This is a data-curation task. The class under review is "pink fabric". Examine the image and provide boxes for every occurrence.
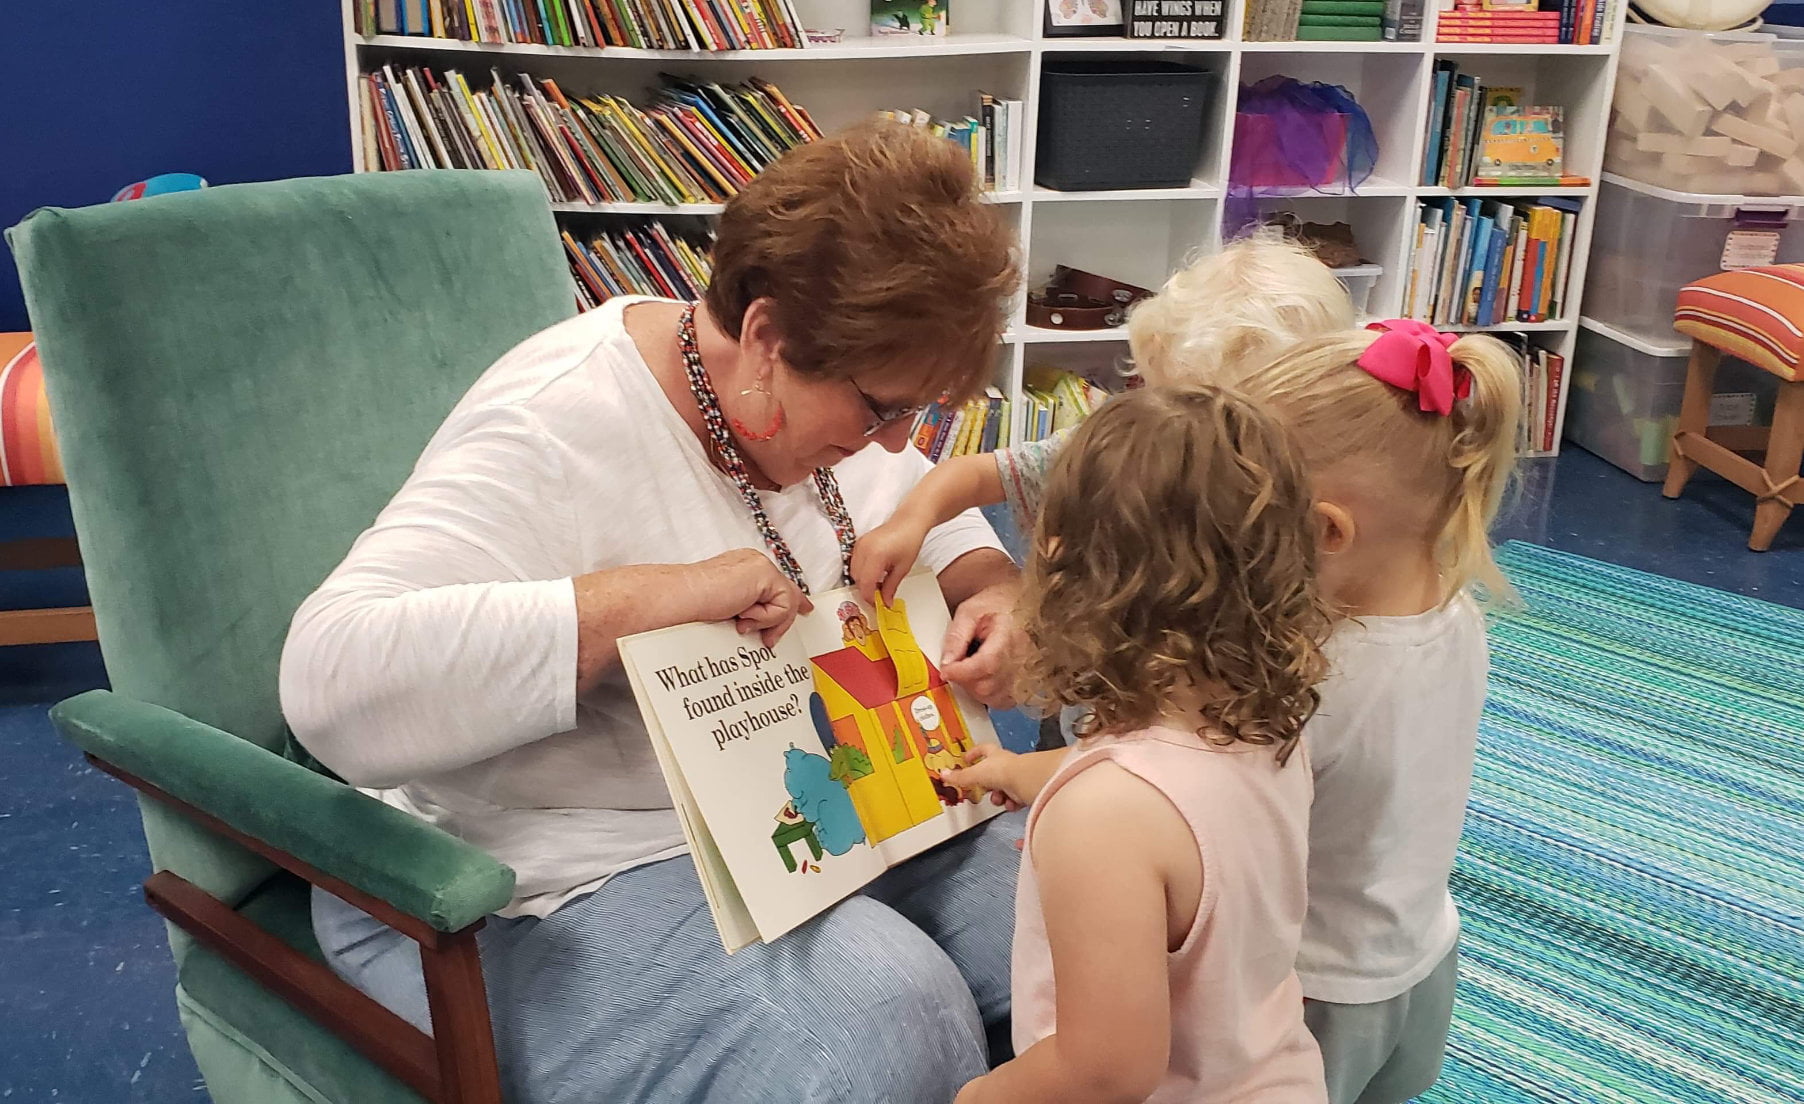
[1359,318,1469,416]
[1012,729,1327,1103]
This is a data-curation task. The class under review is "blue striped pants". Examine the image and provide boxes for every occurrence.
[312,809,1026,1104]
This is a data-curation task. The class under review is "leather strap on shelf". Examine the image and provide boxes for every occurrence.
[1026,266,1154,330]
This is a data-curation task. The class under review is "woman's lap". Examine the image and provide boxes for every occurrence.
[312,809,1025,1104]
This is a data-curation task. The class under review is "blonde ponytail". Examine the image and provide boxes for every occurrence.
[1219,329,1525,606]
[1441,335,1524,606]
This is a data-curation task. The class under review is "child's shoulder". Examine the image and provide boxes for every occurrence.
[1031,757,1194,871]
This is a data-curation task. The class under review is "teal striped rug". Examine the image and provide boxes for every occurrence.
[1425,543,1804,1103]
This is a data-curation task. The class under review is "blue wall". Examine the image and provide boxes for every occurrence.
[1,4,354,331]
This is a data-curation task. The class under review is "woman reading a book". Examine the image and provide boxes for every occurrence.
[279,122,1027,1104]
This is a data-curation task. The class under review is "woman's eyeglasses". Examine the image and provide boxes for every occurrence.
[849,379,926,438]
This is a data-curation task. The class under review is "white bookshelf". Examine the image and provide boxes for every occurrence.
[343,0,1626,457]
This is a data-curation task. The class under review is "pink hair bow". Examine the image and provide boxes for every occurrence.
[1358,319,1469,417]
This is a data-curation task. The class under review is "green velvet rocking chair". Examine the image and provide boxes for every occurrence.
[8,169,577,1103]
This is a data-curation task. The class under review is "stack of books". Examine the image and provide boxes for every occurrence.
[359,65,822,205]
[1383,0,1426,39]
[877,93,1024,193]
[911,389,1012,461]
[1243,0,1305,40]
[1434,0,1611,45]
[353,0,808,50]
[565,220,714,307]
[1502,335,1568,454]
[1021,368,1109,444]
[1297,0,1386,40]
[1422,68,1588,188]
[1402,196,1582,328]
[907,369,1109,462]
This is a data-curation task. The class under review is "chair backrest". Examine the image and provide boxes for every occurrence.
[9,170,574,747]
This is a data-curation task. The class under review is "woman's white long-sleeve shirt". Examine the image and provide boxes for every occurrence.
[279,299,1001,917]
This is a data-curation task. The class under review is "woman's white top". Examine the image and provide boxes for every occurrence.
[279,298,1001,917]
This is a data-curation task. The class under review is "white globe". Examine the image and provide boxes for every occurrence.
[1634,0,1771,31]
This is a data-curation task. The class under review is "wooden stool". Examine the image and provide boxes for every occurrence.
[0,333,99,644]
[1662,265,1804,552]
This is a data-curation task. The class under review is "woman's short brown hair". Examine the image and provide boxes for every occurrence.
[1020,386,1332,764]
[706,119,1019,403]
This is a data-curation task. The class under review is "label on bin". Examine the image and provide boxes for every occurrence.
[1710,393,1757,426]
[1721,229,1781,270]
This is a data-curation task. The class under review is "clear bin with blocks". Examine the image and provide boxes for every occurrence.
[1567,318,1776,482]
[1581,175,1804,347]
[1607,24,1804,196]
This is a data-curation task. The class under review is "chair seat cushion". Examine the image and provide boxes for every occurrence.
[0,335,65,486]
[1673,265,1804,381]
[177,872,425,1103]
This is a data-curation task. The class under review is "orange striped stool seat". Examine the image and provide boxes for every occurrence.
[1664,265,1804,551]
[1,334,64,487]
[0,332,94,646]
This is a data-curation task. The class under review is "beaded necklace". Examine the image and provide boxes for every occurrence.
[678,303,856,594]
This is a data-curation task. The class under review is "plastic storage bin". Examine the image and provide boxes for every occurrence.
[1567,317,1776,481]
[1607,25,1804,197]
[1581,175,1804,346]
[1036,61,1211,191]
[1332,263,1382,316]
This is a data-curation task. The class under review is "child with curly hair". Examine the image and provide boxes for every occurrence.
[954,386,1333,1104]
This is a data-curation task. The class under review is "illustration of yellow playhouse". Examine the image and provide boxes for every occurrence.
[811,599,975,844]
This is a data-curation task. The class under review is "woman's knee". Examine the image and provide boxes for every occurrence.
[760,896,989,1102]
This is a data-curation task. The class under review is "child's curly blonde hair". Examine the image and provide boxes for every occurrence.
[1019,386,1332,764]
[1127,228,1357,387]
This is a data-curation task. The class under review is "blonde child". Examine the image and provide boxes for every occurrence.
[954,385,1332,1104]
[1202,319,1521,1104]
[850,231,1354,606]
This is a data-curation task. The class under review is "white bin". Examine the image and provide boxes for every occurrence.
[1580,175,1804,348]
[1567,317,1777,481]
[1333,263,1382,317]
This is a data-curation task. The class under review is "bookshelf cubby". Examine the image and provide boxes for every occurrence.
[343,0,1626,457]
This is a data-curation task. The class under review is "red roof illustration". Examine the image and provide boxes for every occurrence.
[813,647,946,710]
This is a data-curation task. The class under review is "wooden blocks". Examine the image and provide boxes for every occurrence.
[1611,29,1804,195]
[1711,113,1799,160]
[1641,65,1713,137]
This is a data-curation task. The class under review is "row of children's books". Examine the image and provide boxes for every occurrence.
[1402,196,1579,327]
[566,220,714,308]
[1433,0,1612,45]
[876,94,1024,193]
[908,370,1109,462]
[360,65,820,205]
[354,0,807,50]
[1500,334,1567,453]
[1422,67,1585,188]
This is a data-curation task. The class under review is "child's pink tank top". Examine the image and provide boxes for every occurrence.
[1012,727,1327,1103]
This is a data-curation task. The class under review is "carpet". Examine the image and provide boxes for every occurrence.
[1427,542,1804,1102]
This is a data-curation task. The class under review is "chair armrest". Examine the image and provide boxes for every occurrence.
[50,689,515,933]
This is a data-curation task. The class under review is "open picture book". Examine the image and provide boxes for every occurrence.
[619,571,1005,952]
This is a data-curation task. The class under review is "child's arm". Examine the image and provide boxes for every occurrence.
[956,763,1189,1104]
[853,452,1006,603]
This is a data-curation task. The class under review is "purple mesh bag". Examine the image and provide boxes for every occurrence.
[1225,76,1379,229]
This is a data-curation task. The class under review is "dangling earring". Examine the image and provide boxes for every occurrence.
[732,374,786,442]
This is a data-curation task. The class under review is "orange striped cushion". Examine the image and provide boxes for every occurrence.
[0,335,66,487]
[1672,264,1804,382]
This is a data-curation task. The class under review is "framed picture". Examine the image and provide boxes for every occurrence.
[1043,0,1126,37]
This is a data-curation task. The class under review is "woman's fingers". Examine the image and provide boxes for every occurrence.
[729,560,810,647]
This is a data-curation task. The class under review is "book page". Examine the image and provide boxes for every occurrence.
[791,574,1004,873]
[619,571,1003,948]
[621,652,762,953]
